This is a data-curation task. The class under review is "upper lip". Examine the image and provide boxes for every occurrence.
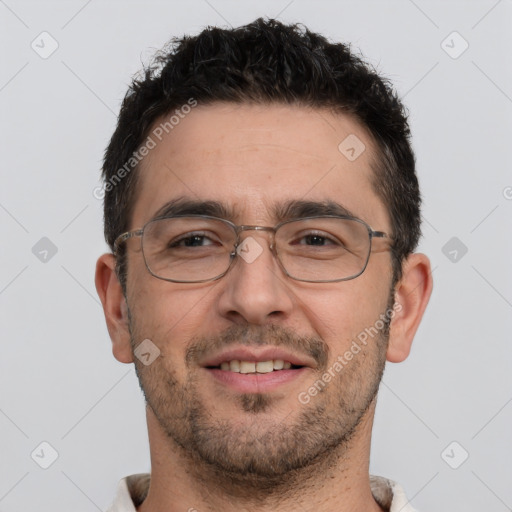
[200,346,317,369]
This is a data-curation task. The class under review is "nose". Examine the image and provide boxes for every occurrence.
[215,232,295,325]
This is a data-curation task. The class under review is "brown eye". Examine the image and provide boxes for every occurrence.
[170,234,216,248]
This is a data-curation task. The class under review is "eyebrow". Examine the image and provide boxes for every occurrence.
[273,199,357,221]
[151,197,235,220]
[150,197,359,224]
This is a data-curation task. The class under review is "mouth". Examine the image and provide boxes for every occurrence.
[207,359,301,373]
[200,347,313,393]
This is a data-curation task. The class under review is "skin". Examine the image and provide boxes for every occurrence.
[96,103,432,512]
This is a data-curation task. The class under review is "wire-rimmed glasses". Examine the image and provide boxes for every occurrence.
[114,214,392,284]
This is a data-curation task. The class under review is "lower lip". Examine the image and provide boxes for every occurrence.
[204,367,309,393]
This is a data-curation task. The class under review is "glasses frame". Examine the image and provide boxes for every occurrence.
[114,214,392,284]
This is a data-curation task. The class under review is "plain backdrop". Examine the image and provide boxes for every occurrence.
[1,1,511,511]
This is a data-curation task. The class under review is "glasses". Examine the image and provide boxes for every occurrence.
[114,215,392,284]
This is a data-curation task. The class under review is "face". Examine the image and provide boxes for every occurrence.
[123,103,395,479]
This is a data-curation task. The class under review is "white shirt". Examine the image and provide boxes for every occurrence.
[106,473,418,511]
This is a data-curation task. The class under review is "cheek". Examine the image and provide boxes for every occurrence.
[298,278,390,355]
[128,278,216,362]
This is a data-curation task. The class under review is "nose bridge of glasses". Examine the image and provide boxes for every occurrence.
[236,225,277,248]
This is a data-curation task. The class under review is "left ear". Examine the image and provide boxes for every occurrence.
[386,253,433,363]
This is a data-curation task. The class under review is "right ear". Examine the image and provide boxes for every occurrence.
[95,253,133,363]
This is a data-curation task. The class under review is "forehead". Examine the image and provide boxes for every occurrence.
[131,103,388,229]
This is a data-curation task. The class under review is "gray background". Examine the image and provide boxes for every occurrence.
[1,0,511,510]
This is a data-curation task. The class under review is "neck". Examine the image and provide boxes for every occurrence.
[138,401,385,512]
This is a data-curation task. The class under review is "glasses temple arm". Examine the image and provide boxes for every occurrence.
[114,229,143,253]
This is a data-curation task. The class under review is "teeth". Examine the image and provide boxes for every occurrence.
[240,361,256,374]
[217,359,296,373]
[256,360,274,373]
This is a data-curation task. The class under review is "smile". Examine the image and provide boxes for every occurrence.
[201,347,313,392]
[211,359,297,373]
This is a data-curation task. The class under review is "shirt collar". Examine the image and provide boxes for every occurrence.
[107,473,418,512]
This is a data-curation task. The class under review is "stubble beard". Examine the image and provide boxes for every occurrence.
[129,314,390,491]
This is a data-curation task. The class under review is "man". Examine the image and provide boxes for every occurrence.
[95,18,432,512]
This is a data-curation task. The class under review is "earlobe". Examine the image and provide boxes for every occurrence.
[386,253,433,363]
[95,253,134,364]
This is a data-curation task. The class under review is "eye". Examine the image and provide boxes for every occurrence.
[169,232,219,248]
[298,234,336,246]
[292,231,341,247]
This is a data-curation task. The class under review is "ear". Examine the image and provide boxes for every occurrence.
[386,253,433,363]
[95,253,133,363]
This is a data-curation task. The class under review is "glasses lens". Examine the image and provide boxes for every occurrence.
[142,217,235,282]
[276,217,371,282]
